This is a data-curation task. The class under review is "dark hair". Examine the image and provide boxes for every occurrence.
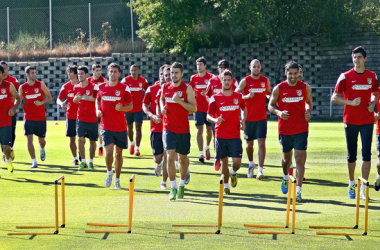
[108,63,121,72]
[221,69,233,78]
[0,60,7,66]
[196,57,207,65]
[77,65,89,74]
[66,65,78,75]
[25,66,36,74]
[159,65,167,72]
[285,61,299,72]
[130,64,139,70]
[0,65,4,74]
[218,59,230,68]
[92,64,101,71]
[170,61,184,73]
[352,46,367,58]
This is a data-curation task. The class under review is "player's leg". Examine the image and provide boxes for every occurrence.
[114,145,124,189]
[294,149,306,201]
[66,118,78,165]
[256,119,267,180]
[279,134,293,194]
[104,142,114,188]
[244,121,255,178]
[221,156,229,193]
[98,119,103,156]
[163,130,178,200]
[87,121,99,170]
[1,126,14,173]
[10,115,16,160]
[229,138,243,189]
[151,131,164,178]
[24,120,38,168]
[375,135,380,191]
[36,121,47,162]
[177,132,191,198]
[77,121,88,170]
[177,153,189,199]
[205,124,212,160]
[126,112,135,155]
[196,125,205,162]
[359,123,373,199]
[345,124,359,198]
[161,153,168,190]
[134,111,144,156]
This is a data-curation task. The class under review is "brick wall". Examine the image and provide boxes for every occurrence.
[7,30,380,120]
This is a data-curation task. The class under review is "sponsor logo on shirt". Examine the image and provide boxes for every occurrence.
[352,85,372,90]
[282,97,304,103]
[165,97,184,103]
[249,88,266,93]
[219,105,240,111]
[130,87,143,91]
[0,94,7,99]
[1,89,5,94]
[67,93,74,97]
[102,96,122,101]
[34,88,39,93]
[25,93,42,99]
[214,89,222,93]
[196,85,207,89]
[115,90,120,96]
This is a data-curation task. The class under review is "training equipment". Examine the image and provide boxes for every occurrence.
[169,174,224,234]
[309,176,369,236]
[8,176,65,235]
[245,176,296,235]
[86,175,135,233]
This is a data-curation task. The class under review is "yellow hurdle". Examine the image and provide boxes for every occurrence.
[8,176,65,236]
[85,174,135,234]
[309,176,369,236]
[245,175,297,235]
[169,174,224,234]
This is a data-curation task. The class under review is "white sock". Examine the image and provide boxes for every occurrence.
[107,169,113,175]
[224,183,230,189]
[161,181,166,185]
[74,157,78,160]
[5,158,11,163]
[205,145,210,150]
[283,174,289,180]
[179,179,185,187]
[296,186,302,192]
[249,161,254,167]
[377,172,380,178]
[98,143,102,148]
[40,146,44,150]
[290,164,294,169]
[32,158,37,164]
[361,184,366,190]
[230,168,236,175]
[175,160,178,166]
[349,179,355,186]
[258,166,263,172]
[136,146,139,150]
[81,159,86,163]
[199,151,204,156]
[10,147,13,150]
[114,177,120,181]
[130,141,135,146]
[89,159,93,163]
[170,180,177,189]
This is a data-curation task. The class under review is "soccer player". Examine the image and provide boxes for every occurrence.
[235,59,271,180]
[96,63,133,189]
[143,65,168,189]
[0,64,21,173]
[374,97,380,191]
[88,64,107,156]
[207,70,246,195]
[331,46,378,199]
[268,61,313,202]
[73,66,99,171]
[57,65,80,165]
[1,61,20,162]
[121,65,149,156]
[19,66,52,168]
[189,57,214,163]
[159,62,196,200]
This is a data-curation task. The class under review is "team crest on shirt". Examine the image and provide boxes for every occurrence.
[205,80,209,84]
[297,90,302,96]
[177,91,182,97]
[139,83,142,87]
[115,90,120,96]
[234,98,238,104]
[1,89,5,94]
[368,78,372,84]
[86,90,90,95]
[261,82,265,87]
[34,88,39,93]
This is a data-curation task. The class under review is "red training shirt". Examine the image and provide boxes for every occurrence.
[189,72,215,113]
[0,80,13,127]
[242,75,270,122]
[74,82,98,123]
[58,81,79,120]
[143,84,163,133]
[121,76,149,113]
[88,76,106,85]
[21,80,46,121]
[205,75,238,101]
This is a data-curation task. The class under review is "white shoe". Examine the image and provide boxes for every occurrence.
[104,172,113,187]
[256,170,265,180]
[155,163,161,177]
[114,178,121,189]
[160,182,168,190]
[247,165,255,178]
[360,189,369,200]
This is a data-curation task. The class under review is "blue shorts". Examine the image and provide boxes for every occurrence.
[163,130,190,155]
[150,132,164,156]
[279,132,308,153]
[126,110,144,124]
[77,120,98,141]
[24,120,46,138]
[101,129,128,149]
[0,126,12,146]
[345,123,373,162]
[194,111,211,127]
[376,134,380,158]
[244,119,267,141]
[11,115,16,147]
[215,137,243,159]
[66,118,77,137]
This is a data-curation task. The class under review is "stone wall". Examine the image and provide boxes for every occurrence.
[6,30,380,120]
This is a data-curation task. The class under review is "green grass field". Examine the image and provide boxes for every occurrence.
[1,120,380,249]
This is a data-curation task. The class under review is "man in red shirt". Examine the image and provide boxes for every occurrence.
[0,64,21,173]
[57,65,80,165]
[159,62,196,200]
[207,70,246,195]
[73,66,99,171]
[88,64,107,157]
[189,57,214,163]
[121,65,149,156]
[96,63,133,189]
[143,65,168,190]
[1,61,19,162]
[268,61,313,202]
[331,46,378,200]
[374,88,380,192]
[236,59,271,180]
[19,66,52,169]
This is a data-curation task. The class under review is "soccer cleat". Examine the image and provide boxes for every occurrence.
[360,189,370,200]
[130,145,135,155]
[40,148,46,161]
[256,170,265,180]
[374,176,380,191]
[224,188,230,195]
[30,163,38,169]
[7,162,14,173]
[281,179,289,194]
[214,159,220,171]
[88,162,94,170]
[104,172,114,187]
[230,174,238,188]
[135,149,140,156]
[296,191,302,202]
[160,182,168,190]
[10,150,15,161]
[72,159,79,166]
[154,163,161,177]
[199,155,205,163]
[347,185,356,199]
[1,153,5,163]
[169,188,177,201]
[247,166,254,178]
[205,148,211,160]
[177,186,185,199]
[175,162,179,173]
[78,162,88,171]
[114,179,121,189]
[98,147,103,156]
[185,168,190,185]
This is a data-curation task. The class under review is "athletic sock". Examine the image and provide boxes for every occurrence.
[258,166,263,172]
[89,159,93,163]
[32,158,37,164]
[249,161,254,167]
[73,157,78,160]
[130,141,135,146]
[230,168,236,175]
[98,143,102,148]
[377,172,380,178]
[289,164,294,169]
[170,180,177,189]
[161,181,166,185]
[81,159,87,164]
[5,158,11,163]
[179,179,185,187]
[361,183,366,190]
[114,177,120,181]
[107,169,113,175]
[283,174,289,181]
[10,147,13,151]
[205,145,210,150]
[349,179,355,186]
[175,160,178,166]
[296,186,302,192]
[199,151,204,156]
[224,183,230,189]
[136,146,139,150]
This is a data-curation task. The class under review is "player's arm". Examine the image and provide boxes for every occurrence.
[18,85,24,102]
[96,94,103,118]
[56,86,67,108]
[115,87,133,112]
[240,107,247,130]
[207,96,224,124]
[266,79,271,99]
[268,86,289,120]
[8,84,21,116]
[34,82,52,106]
[173,85,197,113]
[368,91,378,113]
[305,85,313,121]
[331,75,360,106]
[159,85,166,116]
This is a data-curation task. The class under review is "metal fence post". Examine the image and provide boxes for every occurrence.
[130,0,134,52]
[89,3,92,57]
[7,7,10,61]
[50,0,52,55]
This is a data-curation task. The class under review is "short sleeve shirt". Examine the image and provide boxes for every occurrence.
[189,72,214,112]
[121,76,149,113]
[58,81,79,120]
[74,82,99,123]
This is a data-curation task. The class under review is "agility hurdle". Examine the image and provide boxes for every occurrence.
[86,174,135,233]
[8,176,65,235]
[169,174,224,234]
[245,175,296,235]
[309,176,369,236]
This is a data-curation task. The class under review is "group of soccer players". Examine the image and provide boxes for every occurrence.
[1,45,380,201]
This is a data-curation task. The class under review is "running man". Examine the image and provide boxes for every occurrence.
[268,61,313,201]
[88,64,107,156]
[374,92,380,191]
[73,66,99,171]
[121,65,149,156]
[0,64,21,173]
[1,61,20,162]
[19,66,52,168]
[96,63,133,189]
[235,59,271,180]
[207,70,246,195]
[57,65,80,165]
[143,65,168,189]
[189,57,214,163]
[331,46,378,199]
[159,62,196,200]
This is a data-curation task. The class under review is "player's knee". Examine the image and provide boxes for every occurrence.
[363,153,371,162]
[154,155,163,164]
[347,155,357,163]
[232,161,241,171]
